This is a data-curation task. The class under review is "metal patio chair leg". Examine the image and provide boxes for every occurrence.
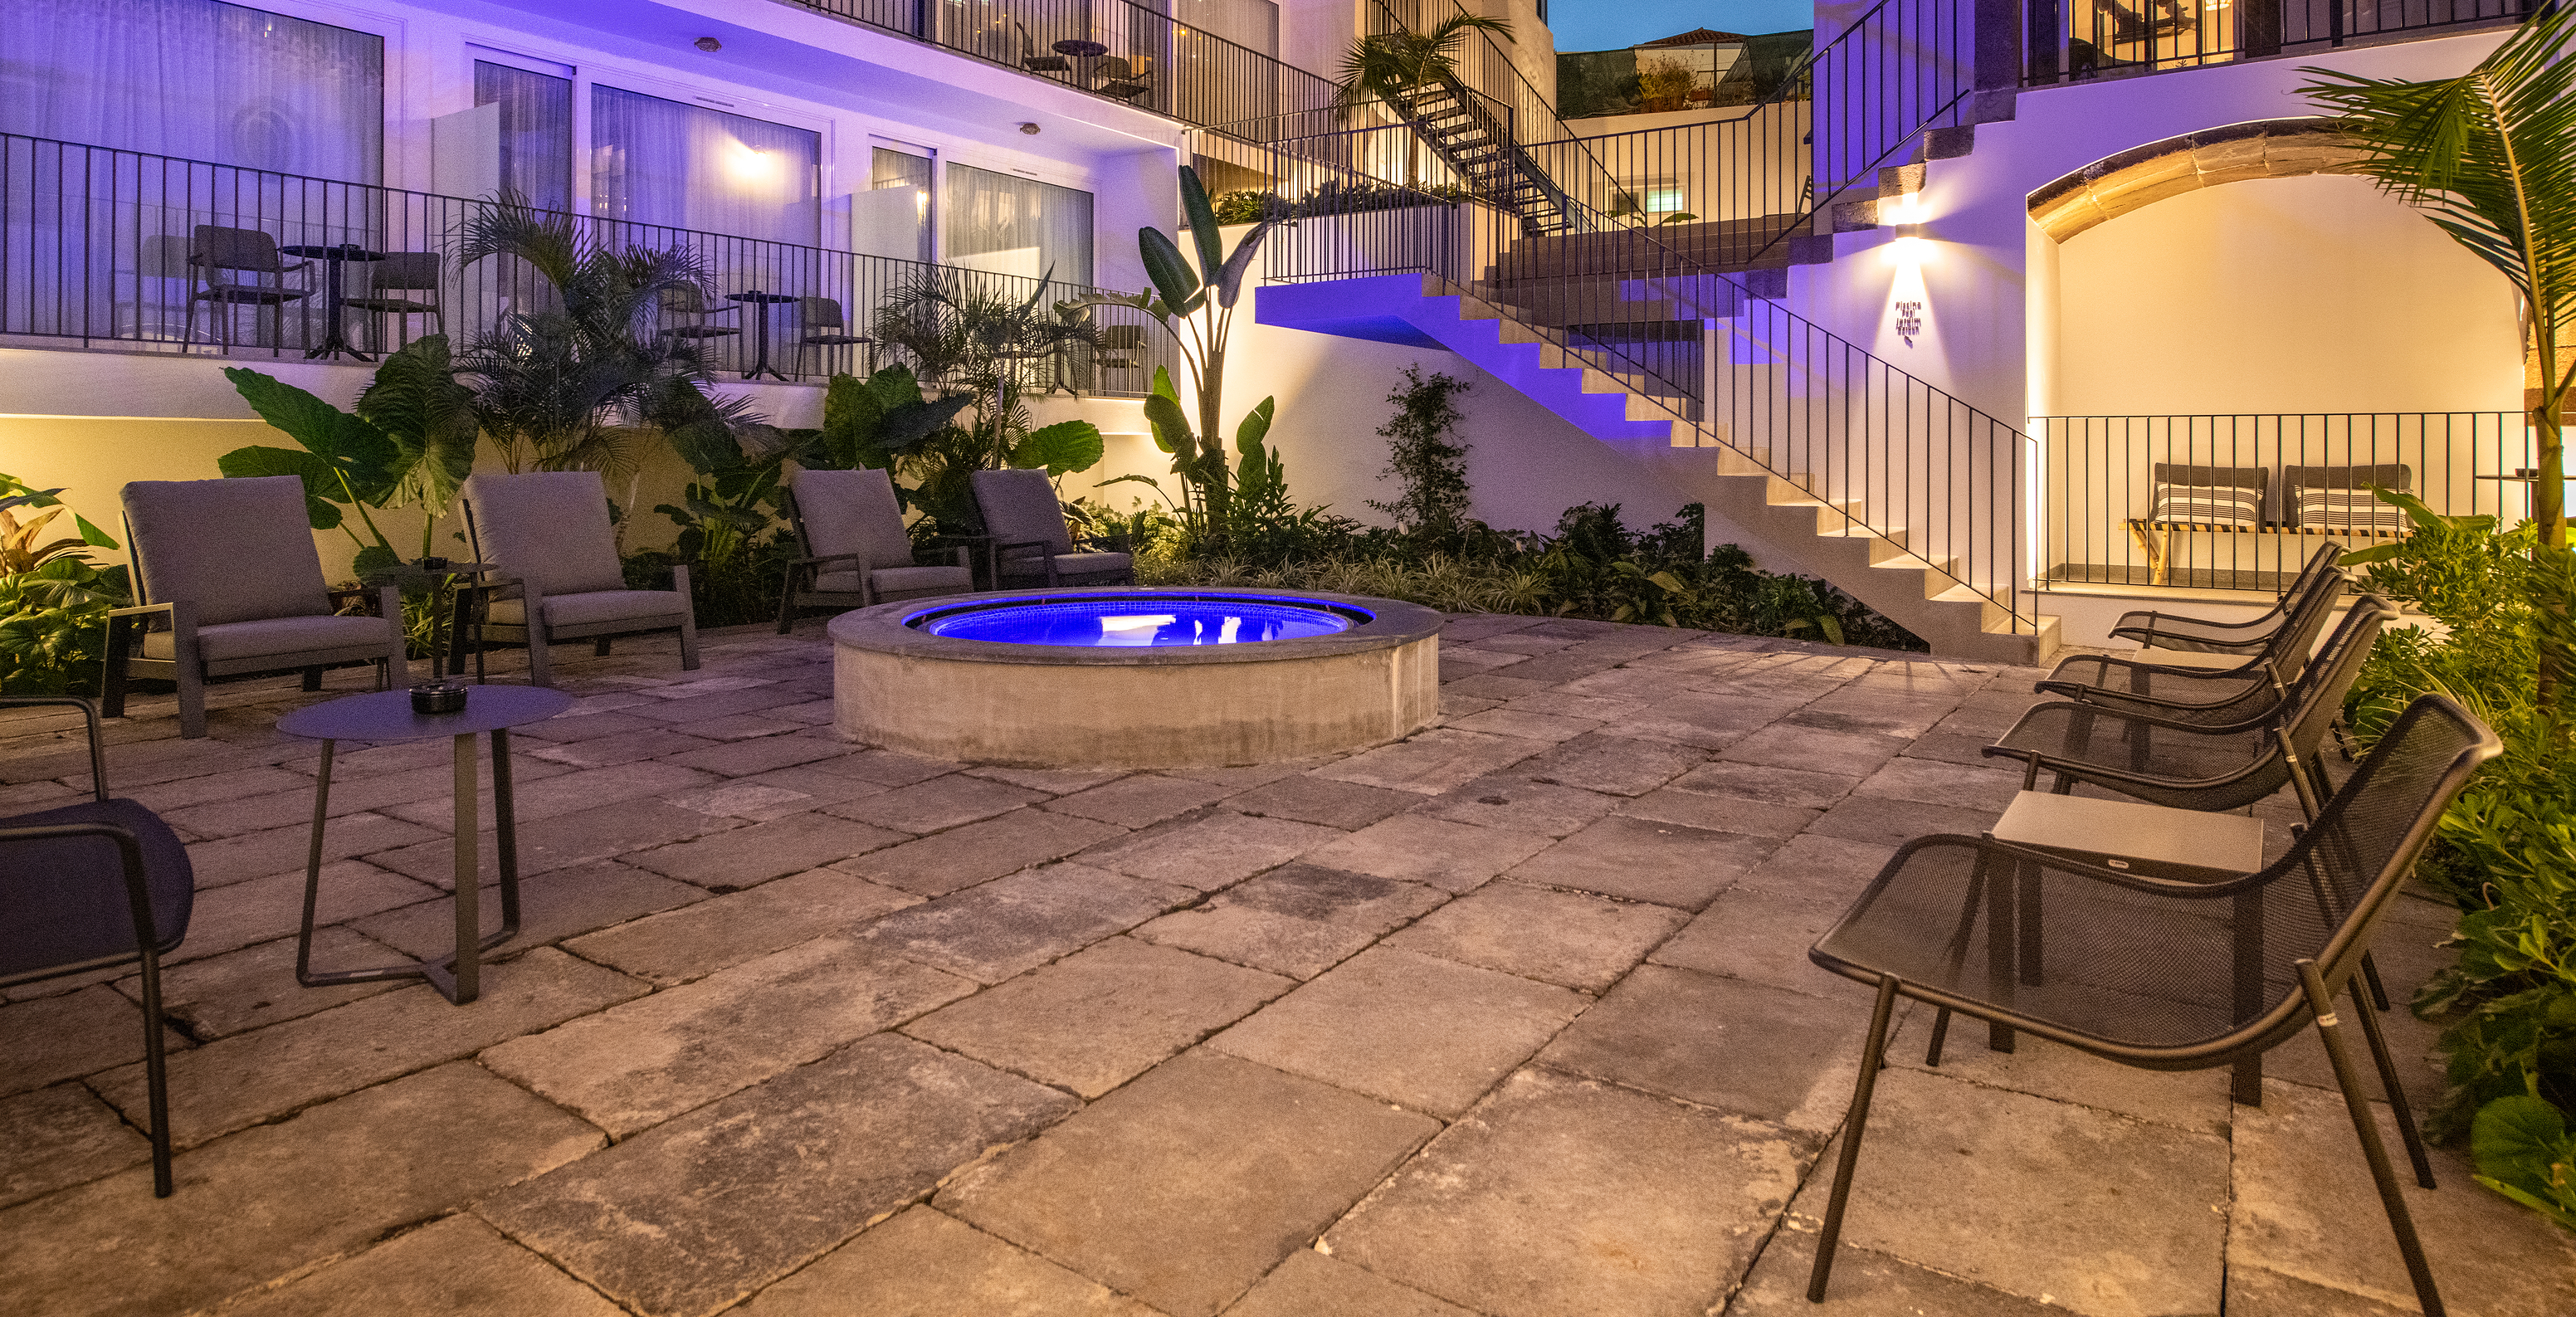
[134,940,173,1197]
[1923,851,1994,1068]
[1985,862,2018,1055]
[1807,974,1901,1302]
[2298,959,2446,1317]
[2347,972,2437,1189]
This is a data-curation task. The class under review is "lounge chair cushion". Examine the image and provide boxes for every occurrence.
[2286,464,2412,534]
[122,476,334,625]
[813,565,973,598]
[462,471,627,598]
[488,590,688,630]
[794,469,919,570]
[2146,464,2266,527]
[996,551,1133,579]
[139,613,393,664]
[0,798,193,978]
[971,469,1075,555]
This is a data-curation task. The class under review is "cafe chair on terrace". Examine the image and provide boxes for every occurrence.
[968,468,1134,588]
[657,285,741,349]
[105,476,408,739]
[796,297,872,373]
[2107,540,2348,655]
[775,468,973,632]
[2033,550,2347,724]
[1097,56,1154,102]
[0,697,194,1197]
[1803,694,2500,1317]
[1017,20,1071,71]
[344,251,446,350]
[460,471,698,687]
[183,225,310,352]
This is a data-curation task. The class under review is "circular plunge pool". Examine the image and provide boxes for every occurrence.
[827,588,1442,768]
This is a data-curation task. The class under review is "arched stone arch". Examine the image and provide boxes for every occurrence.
[2027,118,2373,243]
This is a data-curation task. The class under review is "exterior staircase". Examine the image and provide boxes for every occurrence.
[1257,272,2061,663]
[1393,76,1578,238]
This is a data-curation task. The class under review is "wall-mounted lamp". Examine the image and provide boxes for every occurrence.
[695,37,723,53]
[1019,122,1042,135]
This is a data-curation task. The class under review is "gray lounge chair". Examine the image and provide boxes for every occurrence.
[104,476,407,739]
[460,471,697,686]
[775,468,974,632]
[968,468,1134,588]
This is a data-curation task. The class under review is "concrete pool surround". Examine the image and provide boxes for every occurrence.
[829,588,1442,768]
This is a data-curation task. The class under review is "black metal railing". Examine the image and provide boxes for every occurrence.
[0,133,1171,396]
[775,0,1346,141]
[2034,412,2539,591]
[2024,0,2532,85]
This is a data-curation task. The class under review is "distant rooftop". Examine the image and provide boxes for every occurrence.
[1636,27,1752,46]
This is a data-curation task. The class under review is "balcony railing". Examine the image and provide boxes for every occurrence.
[2023,0,2533,85]
[775,0,1344,141]
[2034,412,2544,592]
[0,133,1171,398]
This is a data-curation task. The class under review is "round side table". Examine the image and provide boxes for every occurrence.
[281,685,572,1004]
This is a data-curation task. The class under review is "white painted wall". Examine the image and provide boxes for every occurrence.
[2051,173,2521,415]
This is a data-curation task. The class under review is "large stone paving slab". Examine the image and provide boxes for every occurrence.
[1382,880,1686,992]
[1535,964,1877,1139]
[1731,1222,2081,1315]
[563,866,921,985]
[0,1083,149,1211]
[824,772,1049,833]
[1221,1249,1480,1317]
[1506,814,1775,910]
[1303,813,1552,893]
[1132,863,1450,979]
[349,858,705,959]
[220,1212,627,1317]
[1209,947,1585,1117]
[1328,1066,1808,1317]
[738,1207,1156,1316]
[905,936,1291,1097]
[1409,773,1619,837]
[0,1063,602,1317]
[939,1049,1439,1317]
[629,811,908,889]
[855,862,1198,983]
[481,937,974,1137]
[1223,773,1419,830]
[484,1034,1077,1317]
[1314,727,1549,794]
[0,985,185,1096]
[1077,810,1344,889]
[836,807,1125,896]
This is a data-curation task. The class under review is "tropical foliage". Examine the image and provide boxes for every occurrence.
[0,475,128,695]
[1333,12,1515,187]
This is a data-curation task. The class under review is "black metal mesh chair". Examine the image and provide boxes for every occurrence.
[1804,694,2500,1316]
[2108,541,2348,654]
[344,251,445,349]
[0,697,193,1197]
[184,225,310,351]
[2034,549,2348,724]
[1987,598,2393,814]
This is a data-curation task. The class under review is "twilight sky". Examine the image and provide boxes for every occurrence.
[1546,1,1817,51]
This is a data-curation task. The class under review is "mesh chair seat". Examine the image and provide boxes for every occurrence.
[2110,542,2347,653]
[1988,703,2280,808]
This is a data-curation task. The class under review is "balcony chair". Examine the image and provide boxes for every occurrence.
[796,297,872,373]
[968,468,1134,588]
[183,225,310,352]
[1803,693,2499,1317]
[1016,20,1071,72]
[1094,323,1147,369]
[657,285,741,352]
[104,476,408,739]
[2034,543,2347,724]
[459,471,698,687]
[774,468,974,632]
[1097,56,1154,103]
[344,251,446,351]
[0,697,194,1197]
[2107,540,2348,656]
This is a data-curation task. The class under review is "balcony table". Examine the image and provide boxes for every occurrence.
[278,244,387,362]
[725,290,804,381]
[283,685,571,1004]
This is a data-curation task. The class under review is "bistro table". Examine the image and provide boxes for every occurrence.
[725,290,803,381]
[278,243,387,362]
[1052,38,1110,84]
[285,684,572,1004]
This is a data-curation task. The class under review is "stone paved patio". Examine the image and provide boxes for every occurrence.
[2,615,2571,1316]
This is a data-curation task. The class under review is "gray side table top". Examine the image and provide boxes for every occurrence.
[278,685,573,742]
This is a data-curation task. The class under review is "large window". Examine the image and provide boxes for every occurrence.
[473,61,573,212]
[854,144,934,265]
[589,85,821,245]
[944,164,1094,286]
[0,0,383,181]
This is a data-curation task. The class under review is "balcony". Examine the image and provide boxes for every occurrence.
[2023,0,2532,85]
[0,134,1168,397]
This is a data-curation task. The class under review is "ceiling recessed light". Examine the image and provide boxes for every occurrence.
[695,37,722,52]
[1019,121,1042,135]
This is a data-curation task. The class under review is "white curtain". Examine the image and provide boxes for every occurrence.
[589,85,820,246]
[475,62,573,212]
[0,0,382,182]
[945,164,1095,287]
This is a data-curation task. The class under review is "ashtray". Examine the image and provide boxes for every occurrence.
[411,682,471,715]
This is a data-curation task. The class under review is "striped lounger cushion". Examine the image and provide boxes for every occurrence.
[2297,487,2409,533]
[2150,480,2264,526]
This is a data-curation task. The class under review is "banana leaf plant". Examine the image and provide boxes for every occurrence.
[1071,165,1281,550]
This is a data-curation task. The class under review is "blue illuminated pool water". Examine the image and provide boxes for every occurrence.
[911,595,1364,646]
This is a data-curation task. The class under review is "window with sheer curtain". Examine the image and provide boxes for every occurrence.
[473,61,573,212]
[589,85,821,246]
[0,0,383,182]
[944,164,1094,286]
